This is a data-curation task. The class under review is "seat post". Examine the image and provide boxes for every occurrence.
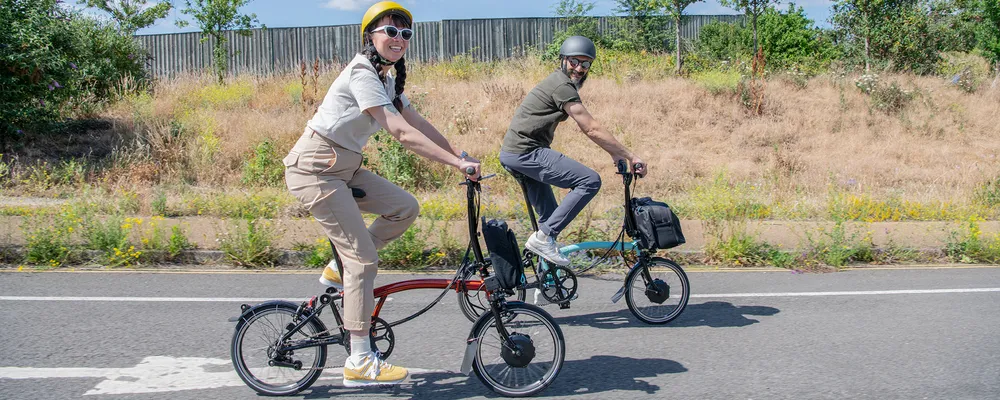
[518,178,539,232]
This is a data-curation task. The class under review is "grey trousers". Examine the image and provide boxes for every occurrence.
[499,148,602,238]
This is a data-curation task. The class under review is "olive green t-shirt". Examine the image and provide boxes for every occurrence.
[500,71,582,154]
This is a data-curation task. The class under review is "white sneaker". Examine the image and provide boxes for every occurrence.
[343,353,408,387]
[524,231,570,266]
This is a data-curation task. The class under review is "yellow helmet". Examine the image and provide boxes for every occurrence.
[361,1,412,37]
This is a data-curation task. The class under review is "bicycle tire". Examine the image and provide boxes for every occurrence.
[624,258,689,324]
[231,301,327,396]
[470,302,565,397]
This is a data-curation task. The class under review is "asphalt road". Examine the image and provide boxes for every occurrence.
[1,266,998,399]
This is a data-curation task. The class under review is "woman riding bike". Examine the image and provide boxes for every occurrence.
[282,1,480,387]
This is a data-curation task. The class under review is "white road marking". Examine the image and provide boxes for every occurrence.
[689,287,1000,298]
[0,356,445,395]
[1,288,999,303]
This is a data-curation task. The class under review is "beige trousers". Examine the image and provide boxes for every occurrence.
[284,128,419,331]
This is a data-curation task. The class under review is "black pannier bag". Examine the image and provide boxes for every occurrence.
[631,197,686,250]
[481,218,523,290]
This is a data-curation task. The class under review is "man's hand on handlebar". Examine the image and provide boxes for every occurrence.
[630,156,647,177]
[458,160,481,181]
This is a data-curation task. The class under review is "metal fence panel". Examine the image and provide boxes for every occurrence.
[136,15,744,77]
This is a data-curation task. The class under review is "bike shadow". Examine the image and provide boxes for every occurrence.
[302,354,686,399]
[552,301,780,329]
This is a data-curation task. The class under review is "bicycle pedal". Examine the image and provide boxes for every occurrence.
[559,302,571,310]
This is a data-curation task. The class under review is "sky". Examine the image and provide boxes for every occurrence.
[127,0,837,35]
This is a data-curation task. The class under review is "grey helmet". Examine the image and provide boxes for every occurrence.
[559,36,597,60]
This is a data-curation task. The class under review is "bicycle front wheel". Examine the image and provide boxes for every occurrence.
[471,302,564,397]
[231,301,327,396]
[624,258,689,324]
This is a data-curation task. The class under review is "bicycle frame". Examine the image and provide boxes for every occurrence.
[266,175,509,353]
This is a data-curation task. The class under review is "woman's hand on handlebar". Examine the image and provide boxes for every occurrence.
[458,159,481,181]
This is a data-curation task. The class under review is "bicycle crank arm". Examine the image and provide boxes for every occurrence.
[460,337,479,375]
[610,285,626,304]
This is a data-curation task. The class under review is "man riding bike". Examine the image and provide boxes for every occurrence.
[499,35,648,266]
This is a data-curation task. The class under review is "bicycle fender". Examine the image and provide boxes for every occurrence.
[460,337,478,375]
[558,241,636,255]
[230,300,297,325]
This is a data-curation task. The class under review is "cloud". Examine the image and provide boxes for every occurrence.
[323,0,380,11]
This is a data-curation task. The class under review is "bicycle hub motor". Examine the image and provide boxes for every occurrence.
[500,334,535,368]
[645,279,670,304]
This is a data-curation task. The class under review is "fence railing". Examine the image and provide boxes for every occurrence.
[136,15,743,77]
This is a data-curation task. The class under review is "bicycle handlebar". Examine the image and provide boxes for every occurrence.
[616,160,644,177]
[458,173,496,186]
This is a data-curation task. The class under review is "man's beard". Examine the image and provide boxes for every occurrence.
[562,67,588,89]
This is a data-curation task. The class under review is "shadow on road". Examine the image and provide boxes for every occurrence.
[302,355,686,399]
[552,301,780,329]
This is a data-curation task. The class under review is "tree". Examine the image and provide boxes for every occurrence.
[1,0,148,150]
[719,0,778,54]
[658,0,704,73]
[176,0,262,84]
[979,0,1000,66]
[613,0,672,52]
[831,0,914,72]
[78,0,172,35]
[546,0,603,59]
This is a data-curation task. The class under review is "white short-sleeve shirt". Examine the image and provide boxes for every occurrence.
[306,54,410,152]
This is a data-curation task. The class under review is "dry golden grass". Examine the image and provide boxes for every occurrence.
[12,56,997,221]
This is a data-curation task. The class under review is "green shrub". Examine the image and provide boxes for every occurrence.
[168,225,194,259]
[378,225,444,269]
[706,230,792,268]
[973,176,1000,208]
[302,237,333,269]
[805,220,875,267]
[1,0,149,150]
[21,210,76,267]
[218,218,280,268]
[692,70,742,95]
[870,82,914,115]
[366,131,439,190]
[944,217,1000,264]
[241,140,284,187]
[151,190,168,216]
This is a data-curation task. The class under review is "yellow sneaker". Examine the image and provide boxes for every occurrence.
[343,354,408,387]
[319,261,343,290]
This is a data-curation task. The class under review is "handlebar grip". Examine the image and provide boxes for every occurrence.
[633,162,644,172]
[465,166,476,175]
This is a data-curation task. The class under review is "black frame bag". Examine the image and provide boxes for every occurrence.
[632,197,685,251]
[481,218,523,290]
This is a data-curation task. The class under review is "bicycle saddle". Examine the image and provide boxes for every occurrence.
[503,165,527,181]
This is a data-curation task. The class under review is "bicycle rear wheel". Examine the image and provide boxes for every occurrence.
[231,302,327,396]
[471,303,564,397]
[624,258,689,324]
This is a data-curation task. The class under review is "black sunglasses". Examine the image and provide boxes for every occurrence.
[566,57,592,69]
[372,25,413,41]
